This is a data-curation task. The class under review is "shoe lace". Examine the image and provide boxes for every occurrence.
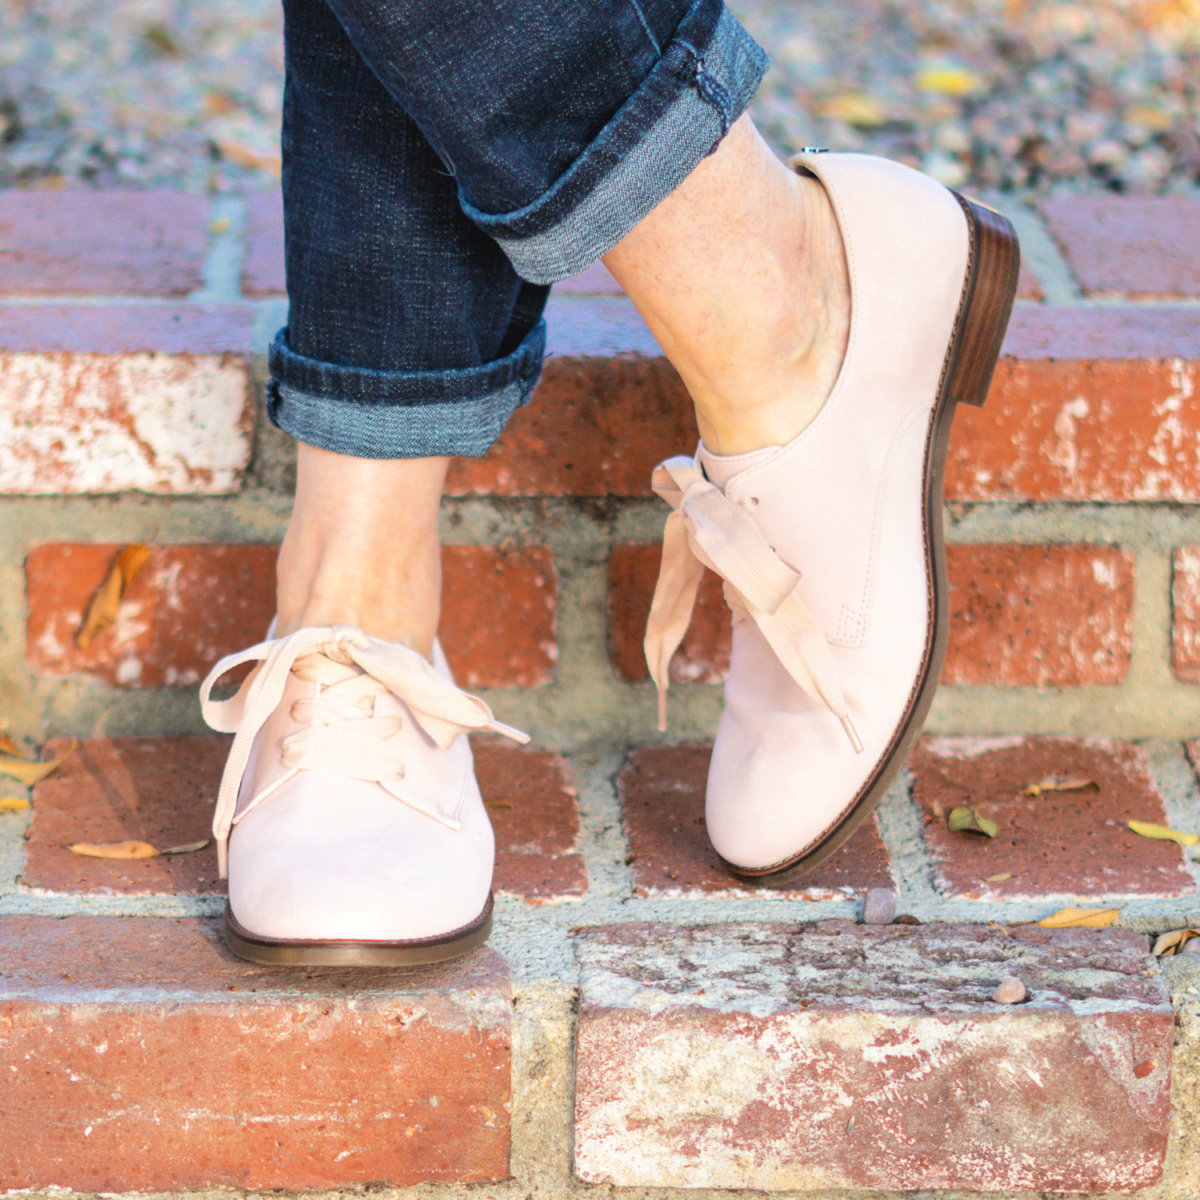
[199,625,529,877]
[644,455,863,752]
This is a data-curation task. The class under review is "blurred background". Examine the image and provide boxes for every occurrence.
[0,0,1196,196]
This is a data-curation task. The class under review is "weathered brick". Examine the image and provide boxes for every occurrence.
[910,736,1196,899]
[608,543,728,684]
[1016,260,1043,301]
[0,302,254,354]
[943,543,1133,686]
[574,921,1172,1193]
[25,736,584,903]
[474,739,585,902]
[949,355,1200,502]
[440,545,557,689]
[0,916,510,1190]
[26,544,278,688]
[1172,546,1200,681]
[242,189,285,297]
[0,191,209,296]
[1039,196,1200,298]
[617,744,892,899]
[26,543,556,690]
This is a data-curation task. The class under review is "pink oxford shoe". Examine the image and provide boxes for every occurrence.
[200,625,527,965]
[645,151,1019,886]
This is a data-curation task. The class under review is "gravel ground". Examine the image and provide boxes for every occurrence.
[0,0,1197,196]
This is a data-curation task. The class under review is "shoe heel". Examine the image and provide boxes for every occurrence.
[945,196,1021,408]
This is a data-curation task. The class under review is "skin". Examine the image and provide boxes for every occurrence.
[276,114,850,655]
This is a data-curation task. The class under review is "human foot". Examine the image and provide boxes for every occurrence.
[604,116,850,456]
[645,153,1020,883]
[201,625,528,965]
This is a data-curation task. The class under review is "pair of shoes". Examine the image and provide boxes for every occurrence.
[203,150,1019,964]
[645,151,1019,885]
[199,624,526,966]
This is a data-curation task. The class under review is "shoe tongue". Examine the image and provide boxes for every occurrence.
[698,441,782,490]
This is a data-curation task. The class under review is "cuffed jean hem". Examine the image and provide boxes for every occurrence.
[462,0,768,284]
[266,321,546,458]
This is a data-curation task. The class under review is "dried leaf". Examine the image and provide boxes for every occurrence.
[948,806,998,837]
[68,840,159,860]
[0,740,76,785]
[817,92,887,128]
[1037,906,1121,929]
[77,545,152,649]
[916,64,984,96]
[0,734,22,756]
[1128,820,1200,847]
[0,796,30,813]
[1152,928,1200,957]
[985,871,1013,882]
[1021,775,1099,797]
[159,839,209,855]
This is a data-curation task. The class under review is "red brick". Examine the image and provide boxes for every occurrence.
[0,916,510,1190]
[608,543,729,684]
[910,736,1196,899]
[0,303,254,353]
[1039,196,1200,298]
[474,739,585,902]
[1004,304,1200,360]
[440,545,557,688]
[27,544,278,687]
[943,544,1133,686]
[446,355,693,497]
[1016,260,1043,301]
[617,744,891,899]
[1172,546,1200,681]
[574,921,1171,1193]
[242,190,285,297]
[948,356,1200,502]
[26,543,556,690]
[25,736,583,903]
[0,191,209,296]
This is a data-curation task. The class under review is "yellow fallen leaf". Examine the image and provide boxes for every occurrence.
[0,734,22,756]
[1152,928,1199,957]
[1038,906,1121,929]
[0,740,76,785]
[77,545,152,649]
[817,92,887,128]
[159,839,209,855]
[68,840,159,860]
[985,871,1013,882]
[916,64,984,96]
[1128,820,1200,847]
[0,796,30,812]
[948,806,998,837]
[1124,103,1173,132]
[1021,775,1099,797]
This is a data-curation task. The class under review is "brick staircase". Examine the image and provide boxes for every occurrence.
[1,186,1200,1197]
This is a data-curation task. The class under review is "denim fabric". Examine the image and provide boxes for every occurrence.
[271,0,766,459]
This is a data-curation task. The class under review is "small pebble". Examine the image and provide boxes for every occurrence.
[862,887,896,925]
[992,976,1027,1005]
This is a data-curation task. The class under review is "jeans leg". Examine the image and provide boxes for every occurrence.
[270,0,549,459]
[319,0,768,282]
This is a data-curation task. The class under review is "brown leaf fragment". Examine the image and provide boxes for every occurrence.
[893,914,922,925]
[948,806,998,837]
[0,739,76,785]
[984,871,1013,883]
[0,734,23,756]
[68,840,159,860]
[1152,928,1200,957]
[76,544,152,649]
[158,839,210,855]
[1021,775,1100,797]
[0,796,30,813]
[1037,906,1121,929]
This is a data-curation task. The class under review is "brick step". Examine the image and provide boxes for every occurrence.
[4,732,1200,1194]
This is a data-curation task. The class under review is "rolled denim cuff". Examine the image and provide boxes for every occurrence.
[266,321,546,458]
[462,0,768,284]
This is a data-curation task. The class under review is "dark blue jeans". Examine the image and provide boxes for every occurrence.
[268,0,767,458]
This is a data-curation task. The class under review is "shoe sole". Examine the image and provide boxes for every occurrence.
[723,192,1020,889]
[222,892,494,966]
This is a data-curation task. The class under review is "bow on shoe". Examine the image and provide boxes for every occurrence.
[644,456,863,752]
[200,625,529,877]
